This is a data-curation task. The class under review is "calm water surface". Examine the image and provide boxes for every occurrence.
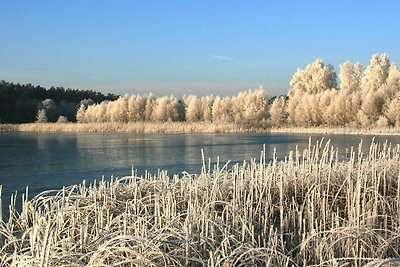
[0,132,399,214]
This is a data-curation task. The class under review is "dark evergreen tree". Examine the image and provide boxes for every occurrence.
[0,80,118,123]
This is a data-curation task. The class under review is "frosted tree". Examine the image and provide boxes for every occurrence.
[269,96,287,127]
[152,97,168,122]
[386,63,400,88]
[379,63,400,101]
[109,96,129,122]
[285,53,400,128]
[241,88,268,125]
[339,61,363,93]
[152,96,179,122]
[211,96,223,122]
[200,96,214,122]
[83,104,95,122]
[323,89,361,126]
[287,59,337,126]
[323,90,353,126]
[105,101,114,122]
[286,93,303,126]
[96,101,109,122]
[231,88,267,125]
[288,92,324,127]
[384,94,400,127]
[290,58,337,95]
[144,94,156,121]
[57,116,69,123]
[302,94,320,126]
[231,91,246,123]
[127,95,138,122]
[76,99,95,123]
[320,89,335,125]
[76,105,87,123]
[348,91,363,127]
[358,92,384,126]
[84,102,109,123]
[361,53,390,93]
[127,95,146,122]
[212,96,233,123]
[184,95,201,122]
[286,92,320,126]
[220,96,234,123]
[35,109,48,123]
[311,91,335,126]
[165,96,179,121]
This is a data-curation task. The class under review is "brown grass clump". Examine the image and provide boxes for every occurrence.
[1,140,400,266]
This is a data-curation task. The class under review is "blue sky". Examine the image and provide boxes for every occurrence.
[1,1,399,97]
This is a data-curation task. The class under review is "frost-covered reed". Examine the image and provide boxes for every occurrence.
[1,140,400,266]
[2,122,400,135]
[0,122,245,133]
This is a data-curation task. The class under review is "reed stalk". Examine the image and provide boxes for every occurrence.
[0,139,399,266]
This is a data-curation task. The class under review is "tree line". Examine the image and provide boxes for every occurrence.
[280,53,400,128]
[2,53,399,128]
[77,53,400,128]
[0,81,117,123]
[76,88,269,126]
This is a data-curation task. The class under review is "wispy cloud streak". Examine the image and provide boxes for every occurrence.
[210,55,233,61]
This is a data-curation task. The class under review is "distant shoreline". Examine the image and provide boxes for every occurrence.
[1,122,399,136]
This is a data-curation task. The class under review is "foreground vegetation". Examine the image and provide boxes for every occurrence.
[0,140,400,266]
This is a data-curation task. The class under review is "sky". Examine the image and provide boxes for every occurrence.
[0,1,400,97]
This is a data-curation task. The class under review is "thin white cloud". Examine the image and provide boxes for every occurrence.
[210,55,233,61]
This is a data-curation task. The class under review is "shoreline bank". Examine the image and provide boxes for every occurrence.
[0,122,399,136]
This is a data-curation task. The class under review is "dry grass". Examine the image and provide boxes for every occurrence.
[1,122,400,135]
[270,126,400,136]
[1,140,400,266]
[0,122,245,133]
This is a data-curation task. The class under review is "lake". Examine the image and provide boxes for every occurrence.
[0,131,399,215]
